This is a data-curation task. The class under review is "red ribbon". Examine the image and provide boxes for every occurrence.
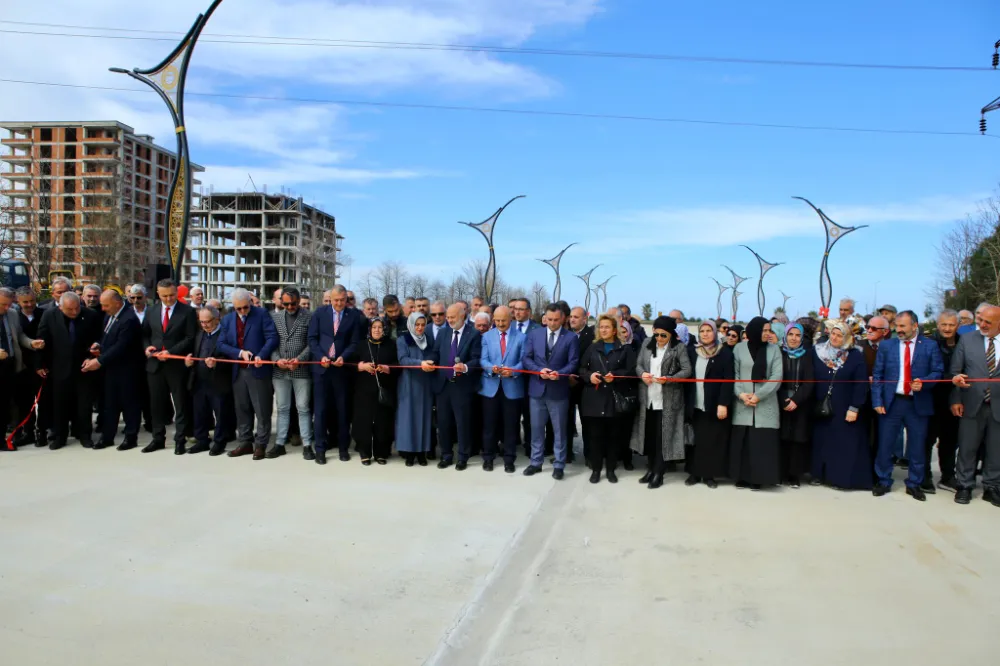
[6,379,45,451]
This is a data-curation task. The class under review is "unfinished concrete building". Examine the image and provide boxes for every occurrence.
[184,192,343,301]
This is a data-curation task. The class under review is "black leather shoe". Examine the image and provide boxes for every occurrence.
[93,440,111,450]
[117,440,137,451]
[523,465,541,476]
[49,440,66,450]
[504,462,516,473]
[919,477,937,494]
[705,478,718,489]
[405,457,415,467]
[955,488,972,504]
[361,459,372,466]
[315,449,327,465]
[983,487,1000,507]
[482,460,494,472]
[606,469,618,484]
[339,452,351,462]
[552,468,564,480]
[437,459,452,469]
[684,475,700,486]
[172,443,185,455]
[589,470,601,483]
[142,441,165,453]
[80,440,94,449]
[228,443,253,458]
[906,486,927,502]
[209,443,226,456]
[14,432,36,446]
[623,460,634,471]
[417,453,428,467]
[188,443,209,454]
[648,474,663,489]
[265,445,286,459]
[426,451,437,461]
[455,461,468,471]
[938,477,958,493]
[302,446,315,461]
[872,484,891,497]
[638,471,653,484]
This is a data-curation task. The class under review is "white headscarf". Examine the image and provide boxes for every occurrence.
[407,312,428,350]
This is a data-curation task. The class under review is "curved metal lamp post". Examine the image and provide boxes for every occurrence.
[576,264,601,318]
[711,278,731,320]
[110,0,224,281]
[457,195,525,302]
[723,265,748,322]
[596,276,615,314]
[539,242,577,303]
[741,245,783,317]
[780,290,792,316]
[793,197,868,318]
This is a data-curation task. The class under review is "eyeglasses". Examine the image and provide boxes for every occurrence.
[512,307,528,312]
[430,312,445,317]
[727,332,738,338]
[129,295,143,300]
[281,301,298,308]
[652,333,670,339]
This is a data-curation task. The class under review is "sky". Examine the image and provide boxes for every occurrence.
[1,0,998,319]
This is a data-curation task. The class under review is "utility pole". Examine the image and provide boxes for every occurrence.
[979,40,1000,134]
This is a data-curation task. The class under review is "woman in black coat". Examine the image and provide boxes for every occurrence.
[779,323,814,487]
[686,320,735,488]
[352,318,398,465]
[580,314,637,484]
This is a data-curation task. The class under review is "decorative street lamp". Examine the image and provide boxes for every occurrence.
[596,276,615,314]
[793,197,868,319]
[110,0,224,282]
[576,264,601,318]
[457,195,525,303]
[780,290,792,316]
[539,242,577,303]
[711,278,731,320]
[741,245,783,317]
[723,265,748,322]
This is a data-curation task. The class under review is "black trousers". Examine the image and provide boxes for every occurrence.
[644,408,664,472]
[51,373,94,444]
[482,386,519,464]
[438,383,473,463]
[148,368,189,445]
[0,363,14,444]
[192,384,230,446]
[926,410,959,482]
[584,415,629,472]
[101,372,140,445]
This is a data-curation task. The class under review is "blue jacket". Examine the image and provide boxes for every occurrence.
[429,321,482,394]
[522,326,579,401]
[218,306,279,380]
[479,326,526,399]
[307,305,364,378]
[872,334,944,417]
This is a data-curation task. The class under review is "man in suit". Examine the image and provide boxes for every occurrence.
[185,305,232,456]
[569,306,594,461]
[38,276,72,312]
[35,291,101,450]
[872,310,944,501]
[81,289,143,450]
[479,306,525,473]
[861,315,891,477]
[951,304,1000,507]
[510,298,540,454]
[521,303,580,480]
[927,310,961,492]
[308,284,364,465]
[141,278,198,454]
[12,286,46,447]
[426,302,482,470]
[216,288,279,460]
[268,286,314,460]
[0,287,45,450]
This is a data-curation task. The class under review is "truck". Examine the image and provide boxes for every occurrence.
[0,259,30,290]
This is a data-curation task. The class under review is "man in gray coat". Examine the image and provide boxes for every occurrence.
[268,286,314,460]
[0,287,45,450]
[951,304,1000,507]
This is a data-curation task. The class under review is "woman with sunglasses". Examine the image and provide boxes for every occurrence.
[352,318,398,466]
[580,314,637,483]
[631,316,692,488]
[725,325,743,348]
[730,317,783,490]
[396,312,434,466]
[779,323,814,487]
[686,320,734,488]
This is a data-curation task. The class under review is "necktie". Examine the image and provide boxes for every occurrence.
[104,314,115,335]
[547,330,555,361]
[987,337,995,402]
[519,323,525,335]
[447,329,459,380]
[328,309,340,358]
[0,316,9,354]
[161,305,169,350]
[500,331,507,358]
[68,318,77,346]
[903,340,912,395]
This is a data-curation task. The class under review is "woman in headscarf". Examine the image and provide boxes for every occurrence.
[725,325,743,348]
[768,321,786,346]
[352,319,398,465]
[779,323,814,487]
[686,320,734,488]
[729,316,783,490]
[580,314,637,483]
[615,319,640,469]
[810,320,871,490]
[630,316,692,488]
[675,323,690,347]
[396,312,434,466]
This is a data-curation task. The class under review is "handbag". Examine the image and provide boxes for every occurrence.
[814,366,838,419]
[600,348,638,415]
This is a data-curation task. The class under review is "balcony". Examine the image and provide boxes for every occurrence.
[1,137,31,146]
[81,136,120,145]
[3,153,32,163]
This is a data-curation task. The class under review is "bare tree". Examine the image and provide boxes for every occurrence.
[934,189,1000,307]
[530,281,550,310]
[79,158,148,286]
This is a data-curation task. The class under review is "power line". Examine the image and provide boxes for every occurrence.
[1,77,994,139]
[0,20,994,73]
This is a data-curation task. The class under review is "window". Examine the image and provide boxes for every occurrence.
[40,128,52,141]
[64,145,76,160]
[65,128,77,142]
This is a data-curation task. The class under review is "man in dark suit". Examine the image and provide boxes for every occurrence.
[308,284,364,465]
[860,315,891,479]
[81,289,143,450]
[569,306,594,462]
[872,310,944,501]
[185,304,232,456]
[35,291,102,450]
[1,287,45,450]
[951,304,1000,507]
[141,278,198,455]
[510,298,540,454]
[37,276,73,312]
[427,302,482,470]
[216,289,278,460]
[13,286,45,447]
[521,303,580,479]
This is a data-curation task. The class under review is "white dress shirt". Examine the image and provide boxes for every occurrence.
[515,320,529,335]
[134,306,146,324]
[648,346,668,410]
[545,327,560,351]
[896,335,917,395]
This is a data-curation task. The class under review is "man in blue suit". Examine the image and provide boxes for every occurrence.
[427,302,481,470]
[521,303,580,480]
[479,305,525,473]
[510,297,541,454]
[217,288,279,460]
[307,284,364,465]
[872,310,944,500]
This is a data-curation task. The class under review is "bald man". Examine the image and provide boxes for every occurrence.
[428,302,482,469]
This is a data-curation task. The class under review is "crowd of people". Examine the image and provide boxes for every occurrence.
[1,280,997,507]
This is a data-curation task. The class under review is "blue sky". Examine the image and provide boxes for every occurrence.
[1,0,998,318]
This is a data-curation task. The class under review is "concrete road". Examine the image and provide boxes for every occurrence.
[1,441,994,666]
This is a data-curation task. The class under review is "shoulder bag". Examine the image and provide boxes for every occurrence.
[600,349,637,415]
[814,365,838,419]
